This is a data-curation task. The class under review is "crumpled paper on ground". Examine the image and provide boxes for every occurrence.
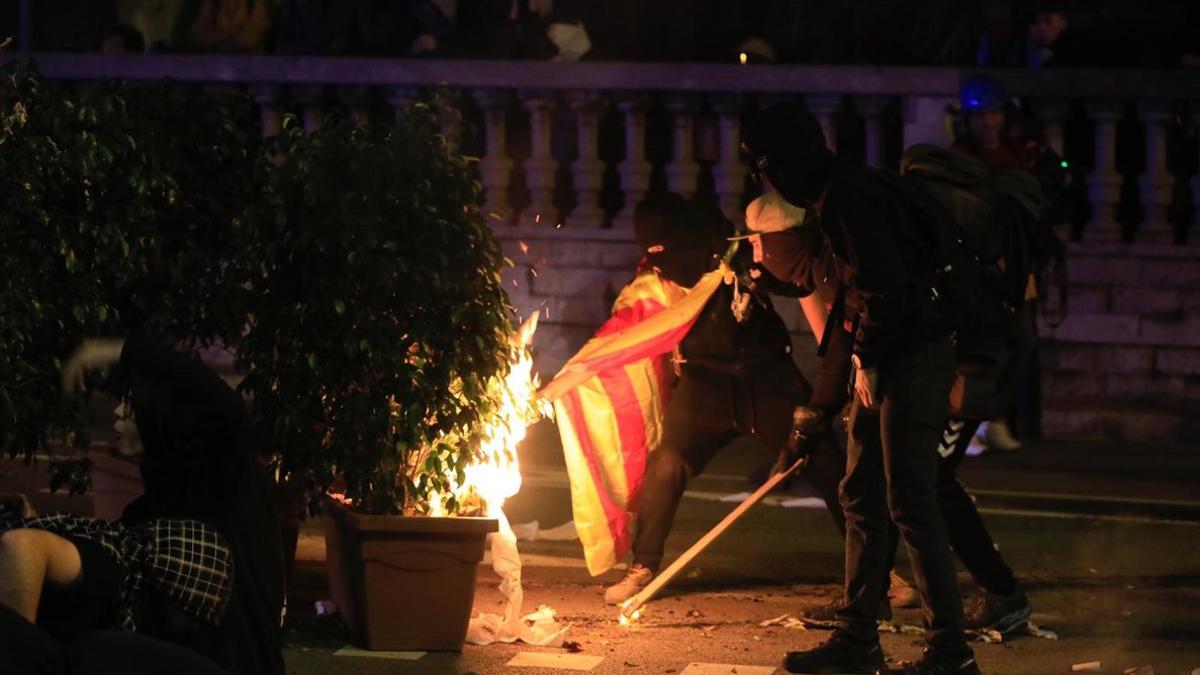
[758,613,807,630]
[878,621,924,635]
[466,513,571,646]
[510,520,579,542]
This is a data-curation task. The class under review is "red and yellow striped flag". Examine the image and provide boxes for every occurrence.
[538,266,726,575]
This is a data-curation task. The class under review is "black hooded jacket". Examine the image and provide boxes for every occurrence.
[115,335,284,675]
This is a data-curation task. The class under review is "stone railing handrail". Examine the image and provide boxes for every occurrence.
[19,53,1200,99]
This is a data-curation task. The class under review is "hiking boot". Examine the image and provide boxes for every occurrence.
[983,420,1021,451]
[603,564,653,605]
[888,571,921,609]
[782,635,886,673]
[801,598,892,628]
[879,647,980,674]
[965,588,1031,635]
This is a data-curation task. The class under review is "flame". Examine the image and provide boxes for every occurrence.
[429,314,546,517]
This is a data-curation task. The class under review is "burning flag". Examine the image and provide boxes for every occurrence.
[538,265,726,575]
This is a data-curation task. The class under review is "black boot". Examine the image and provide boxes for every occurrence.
[782,634,886,674]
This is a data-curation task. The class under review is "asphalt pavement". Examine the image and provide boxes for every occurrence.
[282,426,1200,675]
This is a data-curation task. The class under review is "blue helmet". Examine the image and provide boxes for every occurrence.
[959,76,1008,114]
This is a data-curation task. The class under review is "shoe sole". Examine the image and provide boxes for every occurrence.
[782,662,884,674]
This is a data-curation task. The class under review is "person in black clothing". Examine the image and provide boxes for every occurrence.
[602,192,849,605]
[754,207,1034,638]
[745,103,979,675]
[57,335,285,675]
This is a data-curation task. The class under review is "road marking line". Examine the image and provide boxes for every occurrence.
[969,488,1200,508]
[679,664,776,675]
[334,646,425,660]
[507,652,604,670]
[975,506,1200,527]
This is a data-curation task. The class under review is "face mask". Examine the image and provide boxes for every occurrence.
[744,190,806,234]
[113,402,144,458]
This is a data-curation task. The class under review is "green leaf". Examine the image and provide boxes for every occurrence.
[334,300,346,315]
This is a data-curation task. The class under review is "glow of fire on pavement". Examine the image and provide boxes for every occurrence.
[618,600,644,626]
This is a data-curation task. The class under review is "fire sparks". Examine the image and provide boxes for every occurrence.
[519,241,530,254]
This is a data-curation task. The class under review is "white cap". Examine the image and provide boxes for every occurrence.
[744,191,806,234]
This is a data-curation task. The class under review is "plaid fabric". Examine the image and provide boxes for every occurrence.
[141,519,233,626]
[0,514,233,629]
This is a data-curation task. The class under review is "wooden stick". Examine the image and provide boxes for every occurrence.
[620,455,809,619]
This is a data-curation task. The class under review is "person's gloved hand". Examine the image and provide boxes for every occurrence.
[772,406,825,476]
[746,262,809,298]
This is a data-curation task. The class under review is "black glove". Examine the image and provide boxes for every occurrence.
[771,406,826,476]
[745,262,810,298]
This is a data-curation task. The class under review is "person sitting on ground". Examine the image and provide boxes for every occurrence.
[52,334,285,674]
[0,512,235,674]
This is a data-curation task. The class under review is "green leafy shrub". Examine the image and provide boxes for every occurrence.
[0,62,266,464]
[235,108,513,515]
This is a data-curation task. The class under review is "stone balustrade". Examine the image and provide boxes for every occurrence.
[23,54,1200,439]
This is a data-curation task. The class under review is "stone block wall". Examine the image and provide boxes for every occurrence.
[1039,243,1200,440]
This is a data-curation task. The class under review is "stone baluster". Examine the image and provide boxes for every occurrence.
[387,86,417,119]
[250,84,282,138]
[1038,98,1069,157]
[615,96,652,229]
[807,94,841,153]
[666,97,700,198]
[522,92,558,226]
[438,89,464,151]
[1085,100,1123,243]
[292,86,325,133]
[1193,102,1200,247]
[712,96,747,224]
[340,86,371,126]
[1137,101,1174,244]
[474,90,514,224]
[857,96,888,168]
[567,93,606,228]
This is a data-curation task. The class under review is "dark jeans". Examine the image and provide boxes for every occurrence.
[934,418,1018,597]
[632,360,847,572]
[836,339,966,650]
[990,302,1037,421]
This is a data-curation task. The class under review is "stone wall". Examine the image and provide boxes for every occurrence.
[1038,243,1200,440]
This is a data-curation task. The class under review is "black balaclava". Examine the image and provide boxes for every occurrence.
[743,101,836,208]
[632,192,718,288]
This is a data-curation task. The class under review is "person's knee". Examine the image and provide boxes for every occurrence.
[886,486,940,528]
[647,447,694,479]
[0,529,82,587]
[0,529,46,562]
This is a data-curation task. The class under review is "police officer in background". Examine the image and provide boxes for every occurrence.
[745,102,980,675]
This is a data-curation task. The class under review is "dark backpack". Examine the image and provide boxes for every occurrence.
[871,161,1007,343]
[900,145,1048,309]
